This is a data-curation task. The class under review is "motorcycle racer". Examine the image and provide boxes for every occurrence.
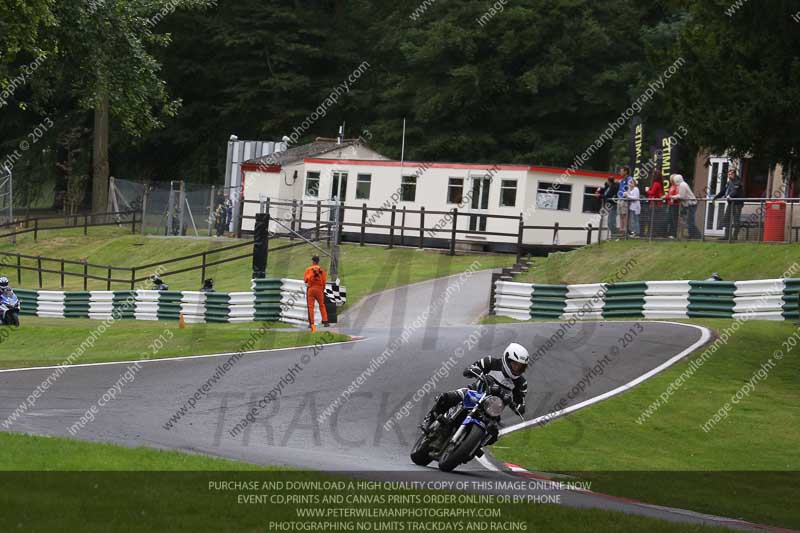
[421,342,529,433]
[0,276,20,326]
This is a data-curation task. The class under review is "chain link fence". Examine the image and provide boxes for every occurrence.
[0,165,12,230]
[113,178,238,237]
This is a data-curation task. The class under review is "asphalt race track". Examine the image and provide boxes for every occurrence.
[1,272,771,530]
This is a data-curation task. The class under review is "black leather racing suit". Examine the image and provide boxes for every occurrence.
[424,356,527,443]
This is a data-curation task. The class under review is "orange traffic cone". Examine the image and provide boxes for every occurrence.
[179,313,186,329]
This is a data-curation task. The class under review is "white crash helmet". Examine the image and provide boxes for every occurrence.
[502,342,530,378]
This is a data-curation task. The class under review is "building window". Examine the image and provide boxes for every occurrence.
[536,181,572,211]
[447,178,464,204]
[500,180,517,207]
[305,171,320,197]
[582,185,602,213]
[742,157,770,198]
[356,174,372,200]
[401,175,416,202]
[331,171,348,200]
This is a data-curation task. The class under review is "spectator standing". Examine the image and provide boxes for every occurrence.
[673,174,701,239]
[646,173,665,237]
[713,169,744,240]
[224,196,233,231]
[641,174,651,236]
[214,202,226,236]
[665,176,680,238]
[617,166,633,235]
[602,177,619,237]
[624,180,641,237]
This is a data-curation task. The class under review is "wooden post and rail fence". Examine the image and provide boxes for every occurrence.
[0,209,311,291]
[241,198,598,257]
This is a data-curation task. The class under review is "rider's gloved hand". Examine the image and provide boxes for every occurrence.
[462,367,474,378]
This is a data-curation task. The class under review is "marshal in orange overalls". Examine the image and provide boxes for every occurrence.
[304,262,329,328]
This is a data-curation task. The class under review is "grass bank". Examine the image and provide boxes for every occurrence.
[492,319,799,529]
[518,240,800,284]
[0,227,511,306]
[0,317,350,369]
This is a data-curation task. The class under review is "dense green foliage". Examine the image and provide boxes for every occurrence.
[1,0,798,202]
[0,0,55,58]
[661,0,800,167]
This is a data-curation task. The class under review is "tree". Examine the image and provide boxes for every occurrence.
[658,0,800,168]
[118,0,673,179]
[56,124,91,215]
[34,1,215,211]
[354,0,668,169]
[0,0,55,59]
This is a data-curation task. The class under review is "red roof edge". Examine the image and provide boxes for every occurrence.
[241,157,621,181]
[302,158,529,171]
[241,162,281,173]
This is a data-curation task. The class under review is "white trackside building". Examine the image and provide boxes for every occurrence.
[239,139,618,250]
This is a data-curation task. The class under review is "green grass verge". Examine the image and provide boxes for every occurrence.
[517,240,800,284]
[492,319,800,529]
[481,315,526,325]
[0,227,511,306]
[0,431,268,471]
[0,432,722,532]
[0,317,350,369]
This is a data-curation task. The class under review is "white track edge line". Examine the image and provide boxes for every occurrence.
[475,322,740,527]
[498,321,712,435]
[0,337,366,374]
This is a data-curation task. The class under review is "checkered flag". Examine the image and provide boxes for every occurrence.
[324,283,347,306]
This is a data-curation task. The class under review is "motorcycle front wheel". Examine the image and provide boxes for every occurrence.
[9,311,18,327]
[410,432,433,466]
[438,425,483,472]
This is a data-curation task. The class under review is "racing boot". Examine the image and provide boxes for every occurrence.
[420,410,442,433]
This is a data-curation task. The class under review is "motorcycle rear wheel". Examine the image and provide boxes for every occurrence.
[410,432,433,466]
[438,425,483,472]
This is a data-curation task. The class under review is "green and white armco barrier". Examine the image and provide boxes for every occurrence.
[494,278,800,321]
[12,278,346,326]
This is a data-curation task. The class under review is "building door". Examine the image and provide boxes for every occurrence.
[468,175,491,232]
[705,157,731,237]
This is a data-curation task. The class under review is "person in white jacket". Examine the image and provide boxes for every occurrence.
[672,174,701,239]
[623,179,641,236]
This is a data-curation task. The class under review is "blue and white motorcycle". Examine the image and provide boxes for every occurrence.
[0,289,20,326]
[410,369,522,472]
